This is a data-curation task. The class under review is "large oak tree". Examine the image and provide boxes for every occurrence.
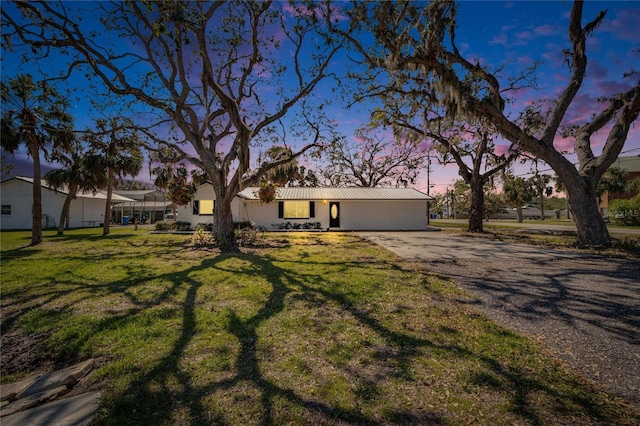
[333,0,640,245]
[3,1,342,248]
[318,128,428,188]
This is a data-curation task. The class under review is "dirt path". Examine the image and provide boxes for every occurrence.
[360,231,640,409]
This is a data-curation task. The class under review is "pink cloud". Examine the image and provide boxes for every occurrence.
[489,21,562,48]
[601,8,640,42]
[594,79,634,96]
[587,59,609,80]
[542,42,566,66]
[489,32,509,47]
[494,144,513,157]
[553,135,574,154]
[515,30,534,43]
[534,24,558,36]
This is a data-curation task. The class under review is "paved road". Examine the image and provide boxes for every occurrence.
[359,231,640,409]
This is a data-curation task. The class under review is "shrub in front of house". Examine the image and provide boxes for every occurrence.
[154,221,193,231]
[272,222,322,230]
[154,220,173,231]
[193,222,252,232]
[175,221,191,231]
[234,221,254,230]
[608,197,640,226]
[235,226,264,247]
[191,225,214,247]
[196,223,214,232]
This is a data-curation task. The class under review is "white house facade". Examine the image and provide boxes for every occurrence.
[173,183,218,227]
[174,184,433,231]
[0,176,134,230]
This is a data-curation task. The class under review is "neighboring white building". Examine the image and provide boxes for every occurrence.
[0,176,135,230]
[175,184,433,231]
[112,190,171,224]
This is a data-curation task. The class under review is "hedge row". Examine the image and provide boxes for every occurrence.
[154,220,256,232]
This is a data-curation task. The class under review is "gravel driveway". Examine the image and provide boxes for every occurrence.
[359,231,640,409]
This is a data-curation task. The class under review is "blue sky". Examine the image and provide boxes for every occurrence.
[404,1,640,193]
[2,1,639,194]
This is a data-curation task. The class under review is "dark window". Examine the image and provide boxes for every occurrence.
[310,201,315,218]
[1,205,10,215]
[278,202,284,219]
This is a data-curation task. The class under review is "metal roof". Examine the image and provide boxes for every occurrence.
[237,187,432,201]
[113,190,168,201]
[4,176,135,202]
[611,155,640,173]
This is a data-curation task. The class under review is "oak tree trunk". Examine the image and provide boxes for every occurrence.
[468,179,485,233]
[213,198,236,250]
[567,181,610,245]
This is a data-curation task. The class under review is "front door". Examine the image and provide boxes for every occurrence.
[329,202,340,228]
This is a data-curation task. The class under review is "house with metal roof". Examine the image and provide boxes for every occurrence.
[174,184,433,231]
[598,155,640,216]
[0,176,135,230]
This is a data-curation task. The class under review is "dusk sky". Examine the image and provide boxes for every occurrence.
[2,1,639,195]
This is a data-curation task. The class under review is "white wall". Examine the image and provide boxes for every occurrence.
[67,198,107,228]
[236,198,427,231]
[235,200,314,229]
[0,179,108,230]
[174,185,217,227]
[1,179,35,229]
[162,183,428,231]
[340,200,427,230]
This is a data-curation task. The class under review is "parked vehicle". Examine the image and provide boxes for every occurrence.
[495,205,553,220]
[164,212,178,221]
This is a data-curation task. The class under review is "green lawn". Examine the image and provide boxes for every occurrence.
[1,228,638,425]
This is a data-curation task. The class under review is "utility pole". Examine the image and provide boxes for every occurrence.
[426,153,431,225]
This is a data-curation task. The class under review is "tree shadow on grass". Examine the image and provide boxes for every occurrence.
[2,237,633,424]
[93,250,628,425]
[95,253,390,425]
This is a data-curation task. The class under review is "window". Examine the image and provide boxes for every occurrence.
[1,205,10,215]
[193,200,214,216]
[279,201,315,219]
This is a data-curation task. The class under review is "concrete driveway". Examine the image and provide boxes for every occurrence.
[358,231,640,409]
[358,231,583,260]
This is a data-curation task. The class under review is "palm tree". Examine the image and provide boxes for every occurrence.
[529,173,553,221]
[1,74,74,245]
[502,172,535,223]
[86,118,143,235]
[150,146,181,221]
[45,147,107,235]
[553,176,571,219]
